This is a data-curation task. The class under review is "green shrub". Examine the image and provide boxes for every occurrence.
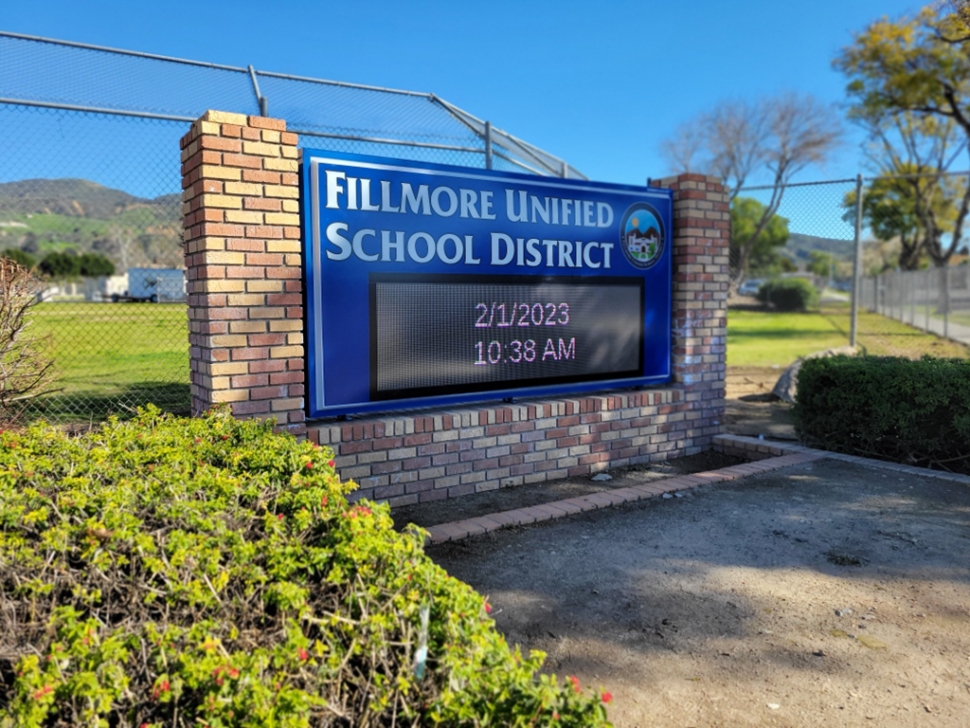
[794,355,970,473]
[0,407,612,727]
[757,278,819,312]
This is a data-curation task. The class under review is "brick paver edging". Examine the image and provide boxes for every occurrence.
[423,449,825,545]
[713,434,970,485]
[423,434,970,544]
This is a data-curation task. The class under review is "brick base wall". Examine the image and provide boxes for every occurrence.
[310,386,712,506]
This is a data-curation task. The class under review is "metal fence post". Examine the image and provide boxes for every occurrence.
[484,120,493,170]
[909,270,915,325]
[850,173,863,348]
[247,65,268,117]
[944,266,950,340]
[925,269,931,332]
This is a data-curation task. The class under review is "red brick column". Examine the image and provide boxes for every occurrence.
[180,110,305,436]
[660,173,729,443]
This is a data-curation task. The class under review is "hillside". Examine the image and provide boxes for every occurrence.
[0,178,183,270]
[785,232,854,262]
[0,178,179,219]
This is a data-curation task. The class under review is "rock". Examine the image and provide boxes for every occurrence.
[772,345,860,403]
[591,473,612,482]
[835,608,853,617]
[767,703,781,710]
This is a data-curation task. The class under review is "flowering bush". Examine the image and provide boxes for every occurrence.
[0,406,611,726]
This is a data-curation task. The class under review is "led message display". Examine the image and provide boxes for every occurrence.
[302,151,673,417]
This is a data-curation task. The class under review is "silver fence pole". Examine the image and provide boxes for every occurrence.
[944,267,950,340]
[925,269,931,332]
[850,173,863,348]
[248,65,268,117]
[909,270,915,324]
[895,271,900,321]
[484,121,493,170]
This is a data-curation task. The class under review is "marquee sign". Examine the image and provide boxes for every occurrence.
[301,151,673,418]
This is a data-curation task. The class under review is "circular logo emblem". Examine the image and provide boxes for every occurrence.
[619,203,665,269]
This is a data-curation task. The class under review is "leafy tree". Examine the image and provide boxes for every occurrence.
[808,251,837,278]
[731,197,791,276]
[835,3,970,266]
[844,162,963,270]
[38,251,80,279]
[77,252,116,277]
[1,248,36,269]
[660,93,841,286]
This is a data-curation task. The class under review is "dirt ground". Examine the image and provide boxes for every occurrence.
[429,458,970,727]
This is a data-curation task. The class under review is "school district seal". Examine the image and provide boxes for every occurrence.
[619,203,665,269]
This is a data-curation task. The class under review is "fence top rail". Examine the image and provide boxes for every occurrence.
[0,30,249,73]
[740,177,857,192]
[739,169,970,193]
[0,30,585,178]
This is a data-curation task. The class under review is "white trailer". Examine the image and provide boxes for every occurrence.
[110,268,186,303]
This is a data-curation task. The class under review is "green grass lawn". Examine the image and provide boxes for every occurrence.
[728,303,970,367]
[14,299,970,422]
[24,302,189,420]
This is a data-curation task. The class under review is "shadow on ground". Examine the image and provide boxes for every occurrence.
[430,459,970,726]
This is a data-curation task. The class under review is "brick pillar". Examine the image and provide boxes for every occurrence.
[660,173,729,442]
[180,110,305,436]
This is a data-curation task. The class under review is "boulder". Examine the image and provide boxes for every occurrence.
[772,345,859,403]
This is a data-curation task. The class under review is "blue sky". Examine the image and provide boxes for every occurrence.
[0,0,924,188]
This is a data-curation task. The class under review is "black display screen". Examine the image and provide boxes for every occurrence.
[369,274,644,400]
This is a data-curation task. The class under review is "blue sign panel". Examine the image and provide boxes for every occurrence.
[302,151,673,418]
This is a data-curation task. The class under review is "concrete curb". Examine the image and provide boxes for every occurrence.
[713,434,970,485]
[424,447,825,545]
[423,435,970,545]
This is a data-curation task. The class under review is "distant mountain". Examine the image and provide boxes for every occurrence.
[785,232,854,261]
[0,178,176,220]
[0,179,183,270]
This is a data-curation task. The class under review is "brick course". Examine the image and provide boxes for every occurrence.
[181,111,305,436]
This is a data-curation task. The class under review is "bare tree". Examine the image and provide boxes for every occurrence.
[704,100,768,197]
[659,121,706,174]
[0,258,56,420]
[660,93,842,286]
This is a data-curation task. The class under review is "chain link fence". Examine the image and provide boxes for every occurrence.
[734,171,970,366]
[0,31,584,423]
